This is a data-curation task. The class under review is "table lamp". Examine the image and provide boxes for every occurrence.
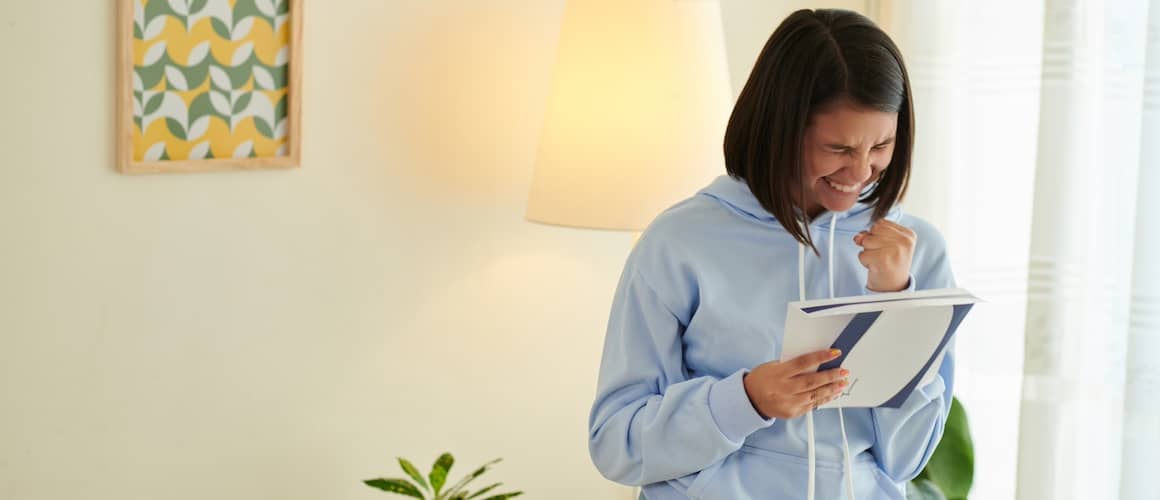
[526,0,732,233]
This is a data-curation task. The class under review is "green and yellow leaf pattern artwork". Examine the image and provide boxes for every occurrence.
[131,0,291,162]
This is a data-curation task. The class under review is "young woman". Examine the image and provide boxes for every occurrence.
[587,9,955,500]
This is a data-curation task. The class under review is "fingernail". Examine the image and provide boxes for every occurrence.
[830,349,841,359]
[839,380,848,388]
[840,369,850,377]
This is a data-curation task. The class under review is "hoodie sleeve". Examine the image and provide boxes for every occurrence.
[868,224,957,482]
[587,267,774,486]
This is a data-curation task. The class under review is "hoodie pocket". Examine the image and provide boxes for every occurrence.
[681,458,724,498]
[688,445,904,500]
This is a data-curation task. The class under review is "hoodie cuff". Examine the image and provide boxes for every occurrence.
[708,369,775,444]
[867,275,915,294]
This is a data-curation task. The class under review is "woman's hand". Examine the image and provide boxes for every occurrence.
[743,349,849,419]
[854,219,915,292]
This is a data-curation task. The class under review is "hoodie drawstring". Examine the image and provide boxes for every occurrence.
[799,212,856,500]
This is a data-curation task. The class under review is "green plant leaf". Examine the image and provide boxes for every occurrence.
[429,453,454,496]
[364,478,425,499]
[165,117,187,141]
[232,92,252,114]
[441,458,501,498]
[479,493,522,500]
[922,397,974,498]
[189,0,209,15]
[211,18,231,40]
[906,479,946,500]
[144,0,172,20]
[188,93,216,122]
[232,0,263,22]
[136,62,167,90]
[466,483,501,499]
[398,458,429,492]
[254,118,274,139]
[144,93,165,115]
[274,93,287,122]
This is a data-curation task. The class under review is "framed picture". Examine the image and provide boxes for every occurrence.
[116,0,302,174]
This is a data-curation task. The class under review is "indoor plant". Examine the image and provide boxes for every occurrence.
[907,397,975,500]
[364,452,522,500]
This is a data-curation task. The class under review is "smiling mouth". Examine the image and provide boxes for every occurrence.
[825,177,862,193]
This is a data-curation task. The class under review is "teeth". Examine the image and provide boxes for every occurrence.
[826,177,860,193]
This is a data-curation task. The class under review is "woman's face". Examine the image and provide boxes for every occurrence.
[799,96,899,219]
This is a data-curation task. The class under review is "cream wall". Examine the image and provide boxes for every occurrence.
[0,2,845,500]
[719,0,871,97]
[0,1,634,499]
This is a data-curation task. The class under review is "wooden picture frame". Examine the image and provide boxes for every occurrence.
[116,0,302,174]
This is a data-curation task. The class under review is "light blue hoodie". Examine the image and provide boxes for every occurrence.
[588,174,956,500]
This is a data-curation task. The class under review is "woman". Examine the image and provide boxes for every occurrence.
[587,9,955,500]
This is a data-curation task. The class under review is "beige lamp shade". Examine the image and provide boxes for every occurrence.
[526,0,733,231]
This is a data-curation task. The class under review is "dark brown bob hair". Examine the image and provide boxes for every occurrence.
[723,9,914,252]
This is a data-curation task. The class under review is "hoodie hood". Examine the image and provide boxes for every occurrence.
[697,174,901,232]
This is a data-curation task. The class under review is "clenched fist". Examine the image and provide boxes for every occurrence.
[854,219,915,292]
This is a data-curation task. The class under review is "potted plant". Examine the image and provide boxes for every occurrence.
[364,452,523,500]
[908,397,974,500]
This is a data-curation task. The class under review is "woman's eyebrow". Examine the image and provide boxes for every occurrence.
[824,137,895,149]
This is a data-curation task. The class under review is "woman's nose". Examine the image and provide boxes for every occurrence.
[847,152,874,182]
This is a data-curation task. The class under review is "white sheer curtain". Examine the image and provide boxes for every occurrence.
[1122,7,1160,492]
[1017,2,1158,499]
[879,0,1160,498]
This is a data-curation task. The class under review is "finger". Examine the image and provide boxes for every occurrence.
[871,218,905,232]
[802,384,843,412]
[858,249,876,270]
[823,388,844,406]
[802,387,822,411]
[859,246,897,263]
[789,349,842,374]
[798,385,831,410]
[802,380,848,405]
[854,232,893,250]
[790,368,850,394]
[871,219,916,241]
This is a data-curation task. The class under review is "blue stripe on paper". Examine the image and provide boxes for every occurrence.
[878,303,973,408]
[818,311,881,372]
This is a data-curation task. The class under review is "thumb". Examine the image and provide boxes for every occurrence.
[853,232,867,246]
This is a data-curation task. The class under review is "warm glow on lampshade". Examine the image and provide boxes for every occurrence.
[526,0,733,231]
